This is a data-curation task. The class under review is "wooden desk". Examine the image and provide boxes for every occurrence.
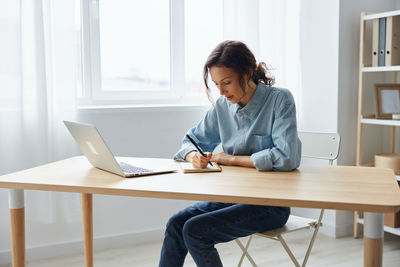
[1,156,400,267]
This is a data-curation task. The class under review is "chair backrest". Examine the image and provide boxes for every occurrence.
[298,132,340,165]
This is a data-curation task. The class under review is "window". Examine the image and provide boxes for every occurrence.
[99,0,170,93]
[80,0,223,105]
[79,0,300,106]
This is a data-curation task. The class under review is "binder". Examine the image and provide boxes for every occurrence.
[378,17,386,66]
[385,16,400,66]
[372,19,379,67]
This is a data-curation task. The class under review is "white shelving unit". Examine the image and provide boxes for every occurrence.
[354,10,400,238]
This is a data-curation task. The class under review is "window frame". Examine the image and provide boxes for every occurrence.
[78,0,267,107]
[79,0,186,106]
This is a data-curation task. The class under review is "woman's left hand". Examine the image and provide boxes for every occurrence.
[211,153,255,168]
[211,152,235,166]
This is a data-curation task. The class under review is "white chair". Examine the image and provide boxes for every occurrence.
[235,132,341,267]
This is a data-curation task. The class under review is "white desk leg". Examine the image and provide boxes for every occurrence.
[82,193,93,267]
[363,212,384,267]
[8,189,25,267]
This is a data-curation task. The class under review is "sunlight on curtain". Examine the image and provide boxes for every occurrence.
[0,0,81,225]
[223,0,260,57]
[222,0,302,115]
[259,0,302,112]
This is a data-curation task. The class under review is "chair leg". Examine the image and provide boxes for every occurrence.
[235,236,257,267]
[353,211,359,238]
[301,210,324,267]
[277,235,300,267]
[236,239,246,267]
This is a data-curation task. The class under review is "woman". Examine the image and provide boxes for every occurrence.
[159,40,301,267]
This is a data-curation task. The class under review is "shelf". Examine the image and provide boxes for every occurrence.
[359,163,374,167]
[360,118,400,126]
[362,66,400,72]
[357,218,400,236]
[363,10,400,21]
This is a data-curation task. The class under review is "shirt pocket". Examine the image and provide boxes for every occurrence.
[250,134,273,153]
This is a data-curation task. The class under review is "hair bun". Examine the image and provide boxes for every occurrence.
[255,62,274,86]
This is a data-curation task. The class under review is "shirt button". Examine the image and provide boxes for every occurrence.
[242,130,245,135]
[240,110,244,114]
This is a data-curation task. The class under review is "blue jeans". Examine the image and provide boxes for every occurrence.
[159,202,290,267]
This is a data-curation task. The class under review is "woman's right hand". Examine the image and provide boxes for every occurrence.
[185,151,213,168]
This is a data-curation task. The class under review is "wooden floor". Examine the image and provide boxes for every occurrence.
[2,231,400,266]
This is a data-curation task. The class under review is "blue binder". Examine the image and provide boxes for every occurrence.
[378,17,386,66]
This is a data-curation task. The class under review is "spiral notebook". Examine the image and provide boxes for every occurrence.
[180,162,222,173]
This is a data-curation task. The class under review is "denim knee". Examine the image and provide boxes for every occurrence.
[182,217,212,249]
[165,212,184,237]
[182,216,224,267]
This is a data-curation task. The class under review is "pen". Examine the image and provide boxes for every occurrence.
[186,134,214,167]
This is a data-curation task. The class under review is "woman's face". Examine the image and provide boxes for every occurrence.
[209,66,251,106]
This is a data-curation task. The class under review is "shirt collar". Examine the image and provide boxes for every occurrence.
[229,83,269,119]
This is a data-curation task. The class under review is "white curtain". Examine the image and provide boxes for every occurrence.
[258,0,302,109]
[0,0,81,223]
[222,0,302,116]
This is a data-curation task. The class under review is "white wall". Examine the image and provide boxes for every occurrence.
[291,0,341,237]
[297,0,340,133]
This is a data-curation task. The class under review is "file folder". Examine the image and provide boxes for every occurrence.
[372,19,379,67]
[385,16,400,66]
[378,17,386,66]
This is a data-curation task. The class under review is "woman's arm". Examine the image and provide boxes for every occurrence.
[211,152,255,168]
[173,107,221,162]
[250,92,301,171]
[187,151,255,168]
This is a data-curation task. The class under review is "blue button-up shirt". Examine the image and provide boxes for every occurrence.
[174,83,301,171]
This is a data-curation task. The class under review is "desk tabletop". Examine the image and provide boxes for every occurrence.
[1,156,400,213]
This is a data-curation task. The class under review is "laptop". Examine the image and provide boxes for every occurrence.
[64,121,177,178]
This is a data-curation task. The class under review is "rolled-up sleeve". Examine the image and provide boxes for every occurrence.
[173,107,221,161]
[250,93,301,171]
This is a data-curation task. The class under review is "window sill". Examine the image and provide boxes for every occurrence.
[77,93,216,113]
[77,103,212,113]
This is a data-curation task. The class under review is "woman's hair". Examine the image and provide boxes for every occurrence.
[203,40,275,95]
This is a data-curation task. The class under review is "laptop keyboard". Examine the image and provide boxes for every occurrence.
[119,162,153,175]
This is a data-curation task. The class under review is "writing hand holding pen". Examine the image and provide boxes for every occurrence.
[185,134,214,168]
[186,151,213,169]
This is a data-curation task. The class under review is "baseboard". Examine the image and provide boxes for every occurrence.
[318,222,337,237]
[291,208,355,238]
[334,222,357,238]
[0,251,11,267]
[318,222,355,238]
[0,228,165,265]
